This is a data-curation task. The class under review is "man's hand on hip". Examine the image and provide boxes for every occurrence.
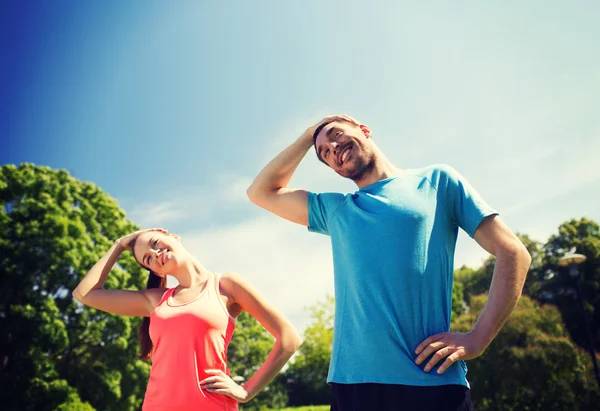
[414,331,487,374]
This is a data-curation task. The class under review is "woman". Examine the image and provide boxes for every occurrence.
[73,228,302,411]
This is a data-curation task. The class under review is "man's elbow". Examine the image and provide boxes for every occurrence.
[246,185,260,204]
[513,238,532,269]
[521,244,532,269]
[246,184,272,208]
[508,240,532,284]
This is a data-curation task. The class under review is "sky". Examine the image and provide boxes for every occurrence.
[2,1,599,332]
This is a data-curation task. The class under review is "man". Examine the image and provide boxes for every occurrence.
[246,114,531,411]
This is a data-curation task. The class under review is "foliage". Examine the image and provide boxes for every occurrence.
[452,294,600,410]
[527,218,600,352]
[285,296,334,407]
[451,276,466,319]
[228,311,288,411]
[3,163,599,411]
[0,164,149,410]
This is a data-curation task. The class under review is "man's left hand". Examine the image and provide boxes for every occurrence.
[414,331,487,374]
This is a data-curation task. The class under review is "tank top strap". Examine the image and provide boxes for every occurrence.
[212,272,236,322]
[157,287,175,306]
[213,272,221,295]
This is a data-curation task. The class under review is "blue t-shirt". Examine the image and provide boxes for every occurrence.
[307,164,498,387]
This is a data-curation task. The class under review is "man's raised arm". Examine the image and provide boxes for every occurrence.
[247,115,349,226]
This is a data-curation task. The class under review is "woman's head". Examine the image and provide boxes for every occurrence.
[129,230,182,360]
[130,231,184,278]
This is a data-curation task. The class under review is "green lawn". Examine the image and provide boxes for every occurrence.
[269,407,329,411]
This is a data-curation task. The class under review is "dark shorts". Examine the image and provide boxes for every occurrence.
[330,383,474,411]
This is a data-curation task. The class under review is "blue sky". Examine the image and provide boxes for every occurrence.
[2,1,599,331]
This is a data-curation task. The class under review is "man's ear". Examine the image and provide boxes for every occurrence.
[360,124,371,138]
[170,233,181,242]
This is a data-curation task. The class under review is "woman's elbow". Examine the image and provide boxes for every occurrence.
[72,289,84,303]
[284,328,303,354]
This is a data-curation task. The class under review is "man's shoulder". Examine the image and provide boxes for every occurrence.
[406,164,460,187]
[308,191,351,208]
[407,163,456,176]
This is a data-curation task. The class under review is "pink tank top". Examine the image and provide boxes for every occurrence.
[142,273,238,411]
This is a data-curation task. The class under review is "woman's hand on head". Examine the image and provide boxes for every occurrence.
[116,228,167,251]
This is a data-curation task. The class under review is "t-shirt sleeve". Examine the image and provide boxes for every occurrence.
[438,165,499,238]
[307,191,346,235]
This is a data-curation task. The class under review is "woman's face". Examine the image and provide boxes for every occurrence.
[132,231,181,276]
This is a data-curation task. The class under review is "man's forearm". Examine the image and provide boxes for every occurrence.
[247,133,313,199]
[470,245,531,348]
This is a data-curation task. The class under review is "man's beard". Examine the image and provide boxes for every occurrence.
[336,152,375,182]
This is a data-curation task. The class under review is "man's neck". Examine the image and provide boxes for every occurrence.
[354,154,401,188]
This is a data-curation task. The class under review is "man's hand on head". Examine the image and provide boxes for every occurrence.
[301,114,360,144]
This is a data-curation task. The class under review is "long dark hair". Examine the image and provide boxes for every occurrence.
[138,271,166,360]
[129,237,167,361]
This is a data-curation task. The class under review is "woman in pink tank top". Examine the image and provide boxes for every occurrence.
[73,228,302,411]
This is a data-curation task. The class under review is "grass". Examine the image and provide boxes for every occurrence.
[268,407,329,411]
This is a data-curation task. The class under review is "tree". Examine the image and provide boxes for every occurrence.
[227,311,288,410]
[528,218,600,353]
[452,294,599,410]
[0,164,150,410]
[455,234,542,308]
[452,273,467,319]
[285,295,334,407]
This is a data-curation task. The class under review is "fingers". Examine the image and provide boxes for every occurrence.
[199,370,236,394]
[142,228,167,234]
[322,114,359,125]
[339,113,359,124]
[415,340,446,366]
[437,351,464,374]
[423,346,456,372]
[415,332,446,355]
[198,376,221,385]
[203,381,228,390]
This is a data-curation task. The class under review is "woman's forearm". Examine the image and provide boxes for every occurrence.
[72,242,124,301]
[241,328,302,402]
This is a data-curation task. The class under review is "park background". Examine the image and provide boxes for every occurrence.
[1,1,599,410]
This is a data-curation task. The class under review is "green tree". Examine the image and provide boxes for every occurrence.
[455,234,542,307]
[0,164,150,410]
[227,311,288,410]
[451,275,466,319]
[454,260,493,306]
[528,218,600,353]
[285,295,334,407]
[453,294,599,410]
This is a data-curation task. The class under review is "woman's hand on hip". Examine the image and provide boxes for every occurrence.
[200,369,249,403]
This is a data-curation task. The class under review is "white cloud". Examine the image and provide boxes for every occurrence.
[126,174,254,229]
[178,216,335,333]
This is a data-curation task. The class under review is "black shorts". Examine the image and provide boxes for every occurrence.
[330,382,474,411]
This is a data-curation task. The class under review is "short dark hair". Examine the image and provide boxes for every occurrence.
[312,120,335,145]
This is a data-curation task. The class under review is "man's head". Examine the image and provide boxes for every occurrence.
[312,117,376,182]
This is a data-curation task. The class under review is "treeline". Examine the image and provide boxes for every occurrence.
[1,164,599,410]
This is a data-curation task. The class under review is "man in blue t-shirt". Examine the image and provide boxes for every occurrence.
[247,114,531,411]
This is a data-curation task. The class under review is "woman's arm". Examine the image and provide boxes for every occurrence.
[72,229,166,317]
[200,272,303,403]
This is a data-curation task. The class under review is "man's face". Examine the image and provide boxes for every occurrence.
[314,121,374,180]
